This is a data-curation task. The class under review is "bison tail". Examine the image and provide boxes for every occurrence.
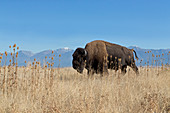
[132,49,138,59]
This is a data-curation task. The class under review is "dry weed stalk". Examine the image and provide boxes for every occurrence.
[2,51,8,94]
[0,55,2,88]
[161,53,164,70]
[168,51,170,67]
[152,54,155,68]
[14,47,19,89]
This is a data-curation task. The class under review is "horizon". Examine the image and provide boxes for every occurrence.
[0,1,170,53]
[1,45,170,54]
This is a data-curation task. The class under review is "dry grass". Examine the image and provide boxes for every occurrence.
[0,66,169,113]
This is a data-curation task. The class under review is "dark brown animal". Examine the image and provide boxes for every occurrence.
[72,40,139,75]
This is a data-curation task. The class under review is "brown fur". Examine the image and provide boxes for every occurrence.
[85,41,109,75]
[72,40,139,76]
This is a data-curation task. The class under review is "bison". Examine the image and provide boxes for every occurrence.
[72,40,139,76]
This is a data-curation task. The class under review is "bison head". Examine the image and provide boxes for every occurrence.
[72,48,87,73]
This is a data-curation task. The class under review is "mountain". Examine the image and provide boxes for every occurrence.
[29,48,74,67]
[0,48,74,67]
[0,47,170,67]
[129,46,170,66]
[18,50,34,57]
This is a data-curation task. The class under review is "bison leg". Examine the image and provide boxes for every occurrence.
[87,64,95,75]
[99,61,109,76]
[86,59,95,76]
[121,65,127,75]
[99,68,108,77]
[87,69,95,75]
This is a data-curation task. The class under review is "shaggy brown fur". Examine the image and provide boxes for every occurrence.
[72,40,139,76]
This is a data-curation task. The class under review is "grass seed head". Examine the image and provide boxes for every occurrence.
[35,65,37,69]
[152,54,155,57]
[13,44,16,48]
[5,51,7,56]
[118,58,122,62]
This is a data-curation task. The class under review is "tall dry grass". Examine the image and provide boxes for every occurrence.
[0,66,169,113]
[0,45,169,113]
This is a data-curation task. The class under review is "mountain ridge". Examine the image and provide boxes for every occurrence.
[0,47,170,67]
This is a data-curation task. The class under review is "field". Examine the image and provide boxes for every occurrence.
[0,45,169,113]
[0,66,169,113]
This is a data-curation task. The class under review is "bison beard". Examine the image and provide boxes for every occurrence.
[72,40,139,76]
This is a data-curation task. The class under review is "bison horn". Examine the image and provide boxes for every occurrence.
[84,49,87,56]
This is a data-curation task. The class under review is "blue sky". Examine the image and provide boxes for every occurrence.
[0,0,170,53]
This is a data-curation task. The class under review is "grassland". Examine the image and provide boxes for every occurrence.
[0,66,169,113]
[0,45,169,113]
